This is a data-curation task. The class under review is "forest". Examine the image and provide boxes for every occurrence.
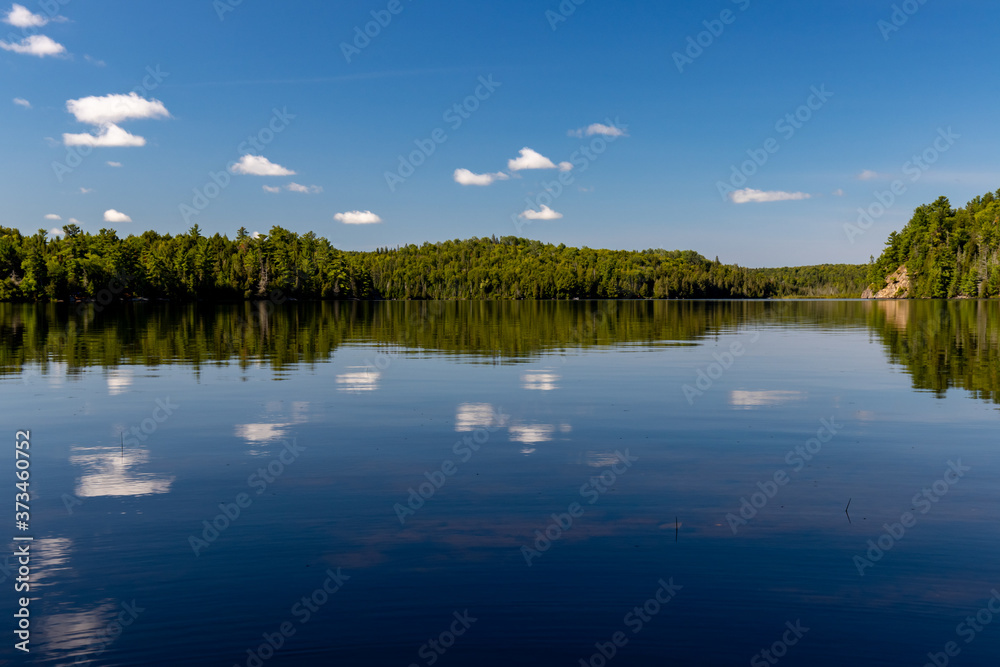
[751,264,868,298]
[867,188,1000,298]
[0,224,865,302]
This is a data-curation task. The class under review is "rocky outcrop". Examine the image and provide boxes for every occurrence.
[862,266,910,299]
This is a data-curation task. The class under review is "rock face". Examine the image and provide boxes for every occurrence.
[862,266,910,299]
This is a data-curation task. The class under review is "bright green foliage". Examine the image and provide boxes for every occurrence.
[0,226,875,302]
[0,226,373,302]
[750,264,868,298]
[868,189,1000,297]
[359,237,775,299]
[0,228,784,301]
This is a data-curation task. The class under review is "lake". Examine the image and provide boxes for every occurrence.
[2,300,999,666]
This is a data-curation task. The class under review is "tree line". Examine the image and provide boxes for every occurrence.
[0,223,864,302]
[867,188,1000,297]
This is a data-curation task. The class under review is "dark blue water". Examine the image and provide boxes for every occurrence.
[2,300,999,665]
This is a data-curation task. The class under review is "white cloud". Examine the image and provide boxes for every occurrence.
[61,93,169,148]
[455,403,505,431]
[263,183,321,194]
[44,213,61,220]
[285,182,322,194]
[230,154,296,176]
[730,188,811,204]
[586,451,627,468]
[0,34,66,57]
[107,369,132,397]
[66,92,170,126]
[453,168,509,186]
[47,228,64,237]
[508,147,572,172]
[569,122,628,138]
[84,54,106,67]
[522,372,559,391]
[106,161,122,167]
[4,4,50,28]
[335,210,382,225]
[70,446,174,498]
[858,170,878,181]
[519,205,563,220]
[234,423,289,444]
[12,97,31,109]
[63,123,146,147]
[832,188,845,197]
[509,424,555,444]
[103,209,132,223]
[335,369,379,393]
[730,390,804,409]
[68,217,80,224]
[78,187,93,194]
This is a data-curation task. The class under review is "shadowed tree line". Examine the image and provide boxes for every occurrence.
[866,300,1000,404]
[0,224,865,302]
[3,300,999,405]
[0,300,730,373]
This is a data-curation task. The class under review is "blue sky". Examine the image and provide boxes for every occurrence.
[1,0,998,266]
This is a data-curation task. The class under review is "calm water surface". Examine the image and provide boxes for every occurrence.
[1,300,999,666]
